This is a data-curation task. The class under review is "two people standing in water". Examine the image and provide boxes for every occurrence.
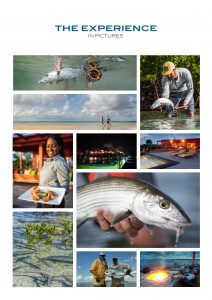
[101,116,111,129]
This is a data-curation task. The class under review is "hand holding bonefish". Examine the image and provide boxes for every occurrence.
[96,210,144,237]
[77,177,192,245]
[96,210,170,247]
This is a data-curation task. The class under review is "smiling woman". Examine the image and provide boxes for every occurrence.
[13,133,73,208]
[39,135,70,208]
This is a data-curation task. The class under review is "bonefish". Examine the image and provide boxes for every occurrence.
[38,67,82,84]
[77,177,192,242]
[151,98,174,110]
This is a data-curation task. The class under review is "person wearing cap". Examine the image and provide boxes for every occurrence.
[161,61,195,118]
[108,257,132,287]
[90,252,108,287]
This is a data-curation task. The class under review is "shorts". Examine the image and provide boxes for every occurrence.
[165,91,195,116]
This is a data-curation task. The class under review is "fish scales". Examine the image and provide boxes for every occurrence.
[151,98,174,110]
[78,190,134,218]
[77,177,144,219]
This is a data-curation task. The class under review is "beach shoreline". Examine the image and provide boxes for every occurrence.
[13,122,137,130]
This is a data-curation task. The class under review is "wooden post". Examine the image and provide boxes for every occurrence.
[19,152,22,169]
[38,143,43,171]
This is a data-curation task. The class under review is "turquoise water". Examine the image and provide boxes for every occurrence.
[13,56,136,90]
[141,110,200,130]
[13,212,73,287]
[77,281,136,287]
[140,258,200,269]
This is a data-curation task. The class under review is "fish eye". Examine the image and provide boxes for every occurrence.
[45,74,48,77]
[159,199,170,209]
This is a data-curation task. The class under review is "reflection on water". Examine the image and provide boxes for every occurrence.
[140,110,200,130]
[13,212,73,287]
[77,281,136,287]
[13,55,136,91]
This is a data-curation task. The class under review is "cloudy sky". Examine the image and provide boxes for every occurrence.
[13,94,136,122]
[77,251,136,283]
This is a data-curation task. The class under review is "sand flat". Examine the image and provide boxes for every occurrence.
[13,122,137,130]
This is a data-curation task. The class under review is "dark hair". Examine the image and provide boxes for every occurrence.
[46,134,65,158]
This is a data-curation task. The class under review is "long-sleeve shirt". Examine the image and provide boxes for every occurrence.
[90,258,108,286]
[162,68,194,105]
[40,154,70,193]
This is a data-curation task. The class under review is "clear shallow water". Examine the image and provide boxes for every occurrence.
[77,281,136,287]
[13,212,73,287]
[13,55,136,90]
[140,110,200,130]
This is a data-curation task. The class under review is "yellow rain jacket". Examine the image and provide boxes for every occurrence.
[90,258,108,287]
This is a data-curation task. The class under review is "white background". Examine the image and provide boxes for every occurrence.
[0,0,211,298]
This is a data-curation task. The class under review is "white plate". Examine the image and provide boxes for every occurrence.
[18,186,66,205]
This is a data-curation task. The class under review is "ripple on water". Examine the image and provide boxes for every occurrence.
[140,110,200,130]
[13,212,73,287]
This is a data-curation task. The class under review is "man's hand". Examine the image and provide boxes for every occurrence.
[96,209,170,247]
[182,103,188,109]
[96,210,144,238]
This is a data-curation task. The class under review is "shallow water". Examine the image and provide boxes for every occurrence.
[13,212,73,287]
[13,56,136,91]
[140,110,200,130]
[77,281,136,287]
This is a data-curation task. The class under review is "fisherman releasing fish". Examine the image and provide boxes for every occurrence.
[77,176,192,244]
[38,67,82,84]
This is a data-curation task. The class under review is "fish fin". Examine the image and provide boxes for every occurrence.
[77,219,88,229]
[111,210,132,226]
[145,224,155,235]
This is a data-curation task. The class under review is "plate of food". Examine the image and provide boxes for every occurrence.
[18,186,66,205]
